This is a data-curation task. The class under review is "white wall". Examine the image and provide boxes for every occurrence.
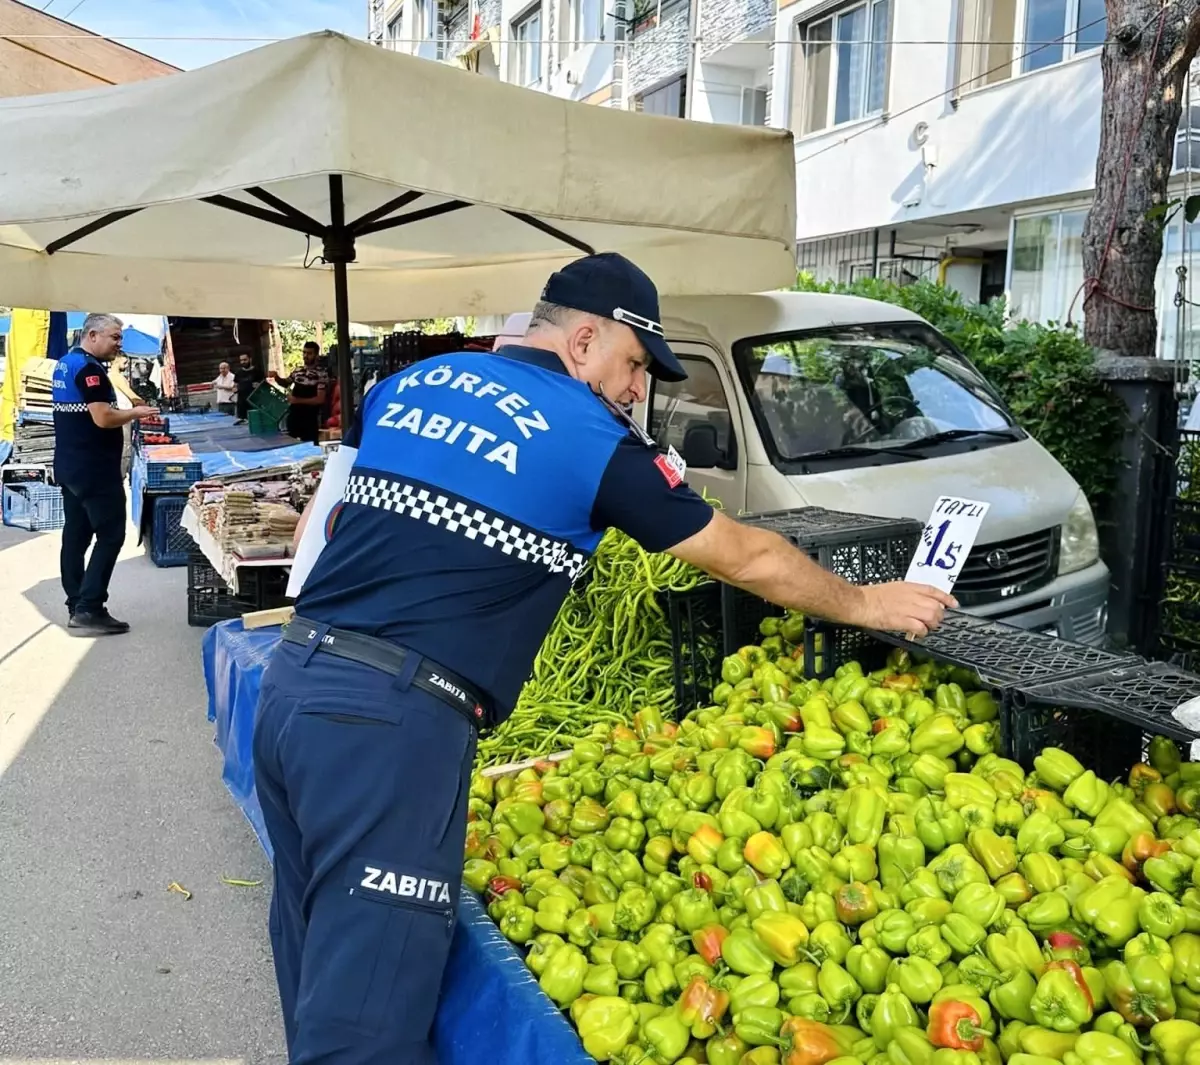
[692,61,761,125]
[772,0,1103,241]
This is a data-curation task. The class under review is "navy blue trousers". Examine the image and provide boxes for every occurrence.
[253,642,477,1065]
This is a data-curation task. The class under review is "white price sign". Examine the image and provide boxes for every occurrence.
[906,496,991,593]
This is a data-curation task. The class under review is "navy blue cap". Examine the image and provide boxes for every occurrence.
[541,253,686,382]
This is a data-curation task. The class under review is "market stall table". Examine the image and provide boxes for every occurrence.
[200,619,591,1065]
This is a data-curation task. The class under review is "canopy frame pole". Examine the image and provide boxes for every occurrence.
[44,208,142,255]
[324,174,357,433]
[503,211,595,255]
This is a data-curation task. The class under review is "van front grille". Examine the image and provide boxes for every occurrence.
[954,528,1059,606]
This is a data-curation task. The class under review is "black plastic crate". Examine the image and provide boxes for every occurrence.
[803,619,889,680]
[868,611,1129,687]
[720,507,922,655]
[1001,695,1149,782]
[186,552,290,627]
[1014,660,1200,745]
[666,584,723,713]
[1167,500,1200,561]
[149,495,192,568]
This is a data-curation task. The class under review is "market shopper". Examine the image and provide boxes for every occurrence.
[233,351,264,424]
[255,253,955,1065]
[213,361,237,415]
[52,313,157,636]
[270,341,328,444]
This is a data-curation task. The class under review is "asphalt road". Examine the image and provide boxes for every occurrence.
[0,517,284,1064]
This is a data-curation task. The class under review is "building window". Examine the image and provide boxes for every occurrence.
[386,11,403,47]
[740,86,768,126]
[957,0,1107,92]
[638,74,687,117]
[567,0,601,48]
[1008,208,1087,324]
[512,6,543,86]
[1176,101,1200,172]
[789,0,891,136]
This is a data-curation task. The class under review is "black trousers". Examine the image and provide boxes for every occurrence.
[236,390,252,420]
[59,482,126,615]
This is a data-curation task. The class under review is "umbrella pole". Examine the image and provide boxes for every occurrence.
[326,174,356,433]
[333,258,354,432]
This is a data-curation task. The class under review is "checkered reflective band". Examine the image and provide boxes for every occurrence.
[343,474,589,581]
[53,402,89,413]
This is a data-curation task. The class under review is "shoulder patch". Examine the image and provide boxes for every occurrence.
[85,375,101,387]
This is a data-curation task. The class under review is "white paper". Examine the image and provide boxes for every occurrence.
[905,496,991,593]
[285,443,358,598]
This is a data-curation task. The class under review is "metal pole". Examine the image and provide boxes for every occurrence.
[326,175,356,432]
[333,259,354,431]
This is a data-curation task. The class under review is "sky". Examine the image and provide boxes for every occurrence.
[42,0,365,70]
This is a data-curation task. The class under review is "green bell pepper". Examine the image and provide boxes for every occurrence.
[1017,812,1067,857]
[1034,749,1085,792]
[1103,955,1175,1026]
[942,914,988,957]
[848,943,893,994]
[1063,771,1111,819]
[872,984,922,1049]
[833,842,880,883]
[879,833,926,892]
[745,879,789,920]
[1030,967,1094,1032]
[613,886,656,933]
[889,1026,936,1065]
[907,924,953,967]
[1018,853,1065,894]
[1150,1019,1200,1065]
[575,994,638,1060]
[888,955,943,1004]
[729,972,781,1013]
[721,928,776,975]
[990,968,1038,1024]
[906,897,953,929]
[808,920,853,965]
[1073,876,1143,949]
[985,925,1044,976]
[968,830,1017,881]
[1141,891,1187,938]
[1018,893,1073,935]
[912,714,965,760]
[642,1007,690,1059]
[952,883,1005,928]
[929,845,990,897]
[539,943,588,1006]
[900,868,946,905]
[875,909,919,954]
[957,955,1004,996]
[734,1005,786,1046]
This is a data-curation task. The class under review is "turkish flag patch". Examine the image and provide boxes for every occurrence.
[654,453,683,489]
[85,375,100,387]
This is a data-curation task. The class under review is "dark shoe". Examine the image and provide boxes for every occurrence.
[68,611,130,636]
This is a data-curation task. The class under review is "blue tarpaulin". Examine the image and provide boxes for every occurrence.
[200,620,592,1065]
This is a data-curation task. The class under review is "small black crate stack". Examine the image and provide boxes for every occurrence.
[666,507,922,712]
[720,508,922,655]
[1156,430,1200,661]
[187,552,290,627]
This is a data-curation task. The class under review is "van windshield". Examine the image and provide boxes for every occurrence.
[735,322,1018,463]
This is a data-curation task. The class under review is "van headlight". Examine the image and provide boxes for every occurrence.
[1058,490,1100,575]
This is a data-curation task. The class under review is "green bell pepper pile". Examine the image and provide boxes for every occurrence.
[466,626,1200,1065]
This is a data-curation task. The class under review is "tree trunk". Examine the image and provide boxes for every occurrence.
[1081,0,1200,357]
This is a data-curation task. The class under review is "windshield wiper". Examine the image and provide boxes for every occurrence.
[891,428,1021,450]
[796,444,927,463]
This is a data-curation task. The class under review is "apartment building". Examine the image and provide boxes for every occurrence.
[367,0,1200,359]
[366,0,774,122]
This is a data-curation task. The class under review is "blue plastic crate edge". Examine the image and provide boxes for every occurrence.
[2,483,65,531]
[149,495,192,567]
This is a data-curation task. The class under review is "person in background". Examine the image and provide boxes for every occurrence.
[270,341,328,444]
[107,353,141,480]
[52,313,157,636]
[233,351,264,425]
[213,361,237,415]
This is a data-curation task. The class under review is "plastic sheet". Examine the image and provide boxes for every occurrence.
[198,442,320,476]
[200,620,592,1065]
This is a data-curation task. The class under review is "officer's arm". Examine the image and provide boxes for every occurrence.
[668,511,953,636]
[87,402,144,429]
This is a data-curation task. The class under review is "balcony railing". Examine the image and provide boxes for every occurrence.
[627,0,689,96]
[697,0,772,61]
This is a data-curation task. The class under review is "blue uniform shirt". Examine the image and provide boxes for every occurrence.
[296,345,714,718]
[52,347,123,488]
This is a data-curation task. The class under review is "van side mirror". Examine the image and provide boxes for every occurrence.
[681,423,725,469]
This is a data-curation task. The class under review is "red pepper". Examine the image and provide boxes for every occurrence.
[694,871,713,893]
[739,727,777,759]
[1045,959,1094,1010]
[1123,832,1171,873]
[677,975,731,1035]
[486,875,522,901]
[1045,932,1090,966]
[928,998,987,1051]
[692,923,730,966]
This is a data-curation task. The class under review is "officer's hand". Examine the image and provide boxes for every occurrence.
[132,405,158,419]
[855,582,957,637]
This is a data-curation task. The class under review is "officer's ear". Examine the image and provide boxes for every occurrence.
[567,318,603,366]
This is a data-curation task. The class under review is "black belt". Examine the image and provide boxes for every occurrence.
[282,617,490,731]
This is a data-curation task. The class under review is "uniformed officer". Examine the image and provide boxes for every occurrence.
[52,313,156,636]
[255,254,954,1065]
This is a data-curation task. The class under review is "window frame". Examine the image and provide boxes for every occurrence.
[511,4,544,86]
[648,353,739,471]
[636,73,688,118]
[789,0,893,138]
[954,0,1106,98]
[740,84,769,126]
[385,9,404,47]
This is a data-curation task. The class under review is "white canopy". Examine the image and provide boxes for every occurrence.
[0,31,797,322]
